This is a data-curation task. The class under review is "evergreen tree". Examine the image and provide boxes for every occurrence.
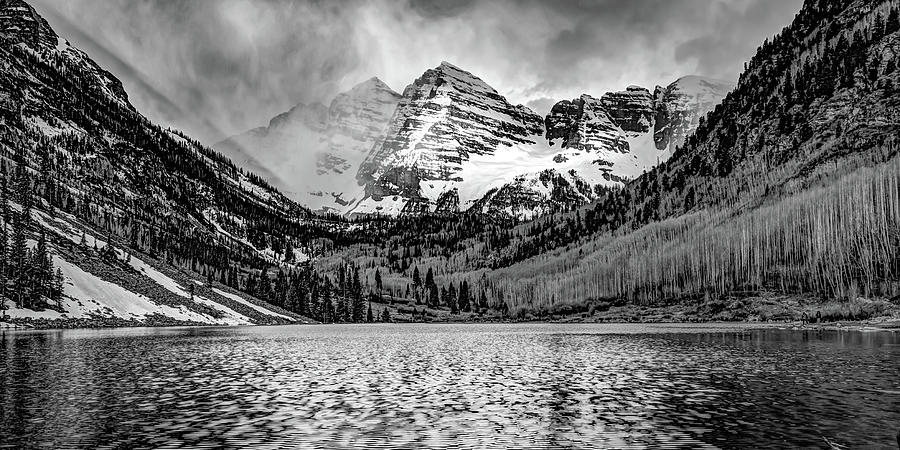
[412,266,421,288]
[34,230,51,299]
[366,301,373,323]
[258,269,272,300]
[458,280,471,312]
[448,283,457,311]
[424,283,434,307]
[52,268,64,309]
[0,217,6,313]
[374,268,382,294]
[309,275,321,321]
[0,175,8,224]
[380,307,391,323]
[284,238,295,263]
[10,211,28,308]
[351,266,364,322]
[321,276,333,323]
[335,288,348,322]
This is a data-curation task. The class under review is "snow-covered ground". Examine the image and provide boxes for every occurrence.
[3,255,220,323]
[211,288,294,321]
[12,207,296,325]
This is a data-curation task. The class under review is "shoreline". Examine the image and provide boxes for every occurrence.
[3,318,899,332]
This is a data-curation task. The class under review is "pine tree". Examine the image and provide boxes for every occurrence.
[351,267,364,322]
[449,286,459,313]
[34,230,51,299]
[366,301,373,323]
[321,276,333,323]
[374,268,382,294]
[380,307,391,323]
[412,266,421,288]
[459,280,470,312]
[258,269,272,300]
[335,288,348,322]
[448,283,457,311]
[52,268,64,310]
[0,175,8,225]
[284,238,295,263]
[10,211,28,308]
[0,217,7,313]
[310,276,321,321]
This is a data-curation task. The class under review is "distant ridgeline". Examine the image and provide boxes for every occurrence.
[315,0,900,318]
[0,0,898,325]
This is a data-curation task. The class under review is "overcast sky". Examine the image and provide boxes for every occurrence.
[32,0,803,144]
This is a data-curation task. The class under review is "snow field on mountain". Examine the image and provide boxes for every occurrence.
[24,208,290,324]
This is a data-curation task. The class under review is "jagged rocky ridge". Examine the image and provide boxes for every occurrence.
[221,60,731,219]
[347,63,732,218]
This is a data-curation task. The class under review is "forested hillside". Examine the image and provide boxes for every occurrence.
[0,0,378,326]
[316,0,900,321]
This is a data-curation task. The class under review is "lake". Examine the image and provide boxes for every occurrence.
[2,323,899,448]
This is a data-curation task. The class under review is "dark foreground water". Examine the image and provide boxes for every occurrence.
[2,323,899,449]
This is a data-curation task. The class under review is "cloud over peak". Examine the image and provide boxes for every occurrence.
[32,0,802,144]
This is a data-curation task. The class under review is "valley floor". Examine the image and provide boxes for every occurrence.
[7,292,897,331]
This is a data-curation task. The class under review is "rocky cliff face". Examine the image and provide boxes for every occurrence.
[215,77,401,213]
[468,78,732,219]
[351,61,544,215]
[653,76,734,154]
[545,77,734,169]
[545,94,629,154]
[600,86,655,134]
[345,62,733,219]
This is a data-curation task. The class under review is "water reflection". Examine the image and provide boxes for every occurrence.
[2,324,899,448]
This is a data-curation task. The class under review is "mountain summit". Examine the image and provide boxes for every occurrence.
[215,77,402,213]
[346,64,732,218]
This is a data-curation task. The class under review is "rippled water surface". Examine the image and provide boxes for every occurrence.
[2,323,900,448]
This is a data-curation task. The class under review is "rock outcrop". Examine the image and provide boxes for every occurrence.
[653,76,734,153]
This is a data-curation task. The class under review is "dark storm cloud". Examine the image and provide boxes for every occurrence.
[30,0,803,145]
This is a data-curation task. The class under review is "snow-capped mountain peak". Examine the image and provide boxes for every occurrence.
[653,75,734,154]
[214,77,401,213]
[349,61,545,215]
[221,57,733,219]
